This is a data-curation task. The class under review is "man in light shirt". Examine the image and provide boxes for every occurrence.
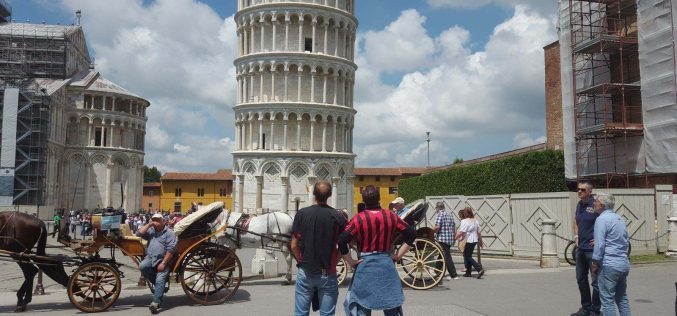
[591,192,631,316]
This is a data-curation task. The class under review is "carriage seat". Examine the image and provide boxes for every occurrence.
[119,224,148,247]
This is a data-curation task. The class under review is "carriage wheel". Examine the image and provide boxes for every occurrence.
[67,262,121,313]
[336,257,348,285]
[395,238,445,290]
[180,243,242,305]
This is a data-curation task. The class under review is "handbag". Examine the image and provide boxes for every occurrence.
[457,236,467,253]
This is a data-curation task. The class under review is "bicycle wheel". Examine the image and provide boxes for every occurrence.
[564,241,577,266]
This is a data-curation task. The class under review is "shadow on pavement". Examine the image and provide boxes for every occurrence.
[0,289,252,314]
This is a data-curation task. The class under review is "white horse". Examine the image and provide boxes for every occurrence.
[214,210,295,284]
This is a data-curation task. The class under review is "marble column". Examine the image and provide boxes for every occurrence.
[321,121,327,152]
[83,163,91,209]
[270,119,276,150]
[237,175,245,212]
[283,119,288,150]
[307,176,317,206]
[258,118,264,149]
[331,177,339,208]
[310,118,315,151]
[296,118,302,150]
[280,176,289,212]
[298,17,304,51]
[105,162,112,207]
[332,121,337,152]
[255,175,263,209]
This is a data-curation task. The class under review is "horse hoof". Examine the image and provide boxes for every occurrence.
[14,305,26,312]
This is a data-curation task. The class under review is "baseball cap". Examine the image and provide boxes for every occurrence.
[151,213,164,219]
[391,197,405,205]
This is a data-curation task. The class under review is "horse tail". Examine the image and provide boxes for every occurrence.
[35,221,70,287]
[36,221,47,256]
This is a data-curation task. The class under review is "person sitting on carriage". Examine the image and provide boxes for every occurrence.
[390,197,408,218]
[137,213,178,314]
[339,185,417,316]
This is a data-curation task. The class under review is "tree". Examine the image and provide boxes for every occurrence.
[453,157,464,164]
[144,166,162,183]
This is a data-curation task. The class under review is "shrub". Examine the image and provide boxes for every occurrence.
[399,149,566,201]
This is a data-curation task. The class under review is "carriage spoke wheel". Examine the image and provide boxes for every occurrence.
[395,238,445,290]
[180,243,242,305]
[336,258,348,285]
[67,262,121,313]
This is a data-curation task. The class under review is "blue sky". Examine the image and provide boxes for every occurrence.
[6,0,559,172]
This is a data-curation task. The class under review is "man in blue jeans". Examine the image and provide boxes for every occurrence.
[291,180,347,316]
[591,192,631,316]
[137,213,177,314]
[572,181,601,316]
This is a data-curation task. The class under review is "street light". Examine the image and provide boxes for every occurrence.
[426,131,430,168]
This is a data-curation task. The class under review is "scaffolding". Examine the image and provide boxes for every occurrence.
[0,24,70,80]
[569,0,644,188]
[0,82,50,206]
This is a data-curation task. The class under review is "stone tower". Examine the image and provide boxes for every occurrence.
[232,0,357,213]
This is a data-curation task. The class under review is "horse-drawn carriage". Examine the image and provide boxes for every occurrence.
[336,202,446,290]
[0,202,242,313]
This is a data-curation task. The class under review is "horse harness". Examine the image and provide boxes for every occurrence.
[228,212,292,249]
[0,212,35,252]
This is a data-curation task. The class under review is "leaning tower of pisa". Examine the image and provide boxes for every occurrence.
[232,0,357,213]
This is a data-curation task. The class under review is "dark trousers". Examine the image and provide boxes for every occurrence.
[437,242,458,277]
[462,242,482,274]
[576,249,600,313]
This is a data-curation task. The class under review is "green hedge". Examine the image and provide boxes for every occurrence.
[399,149,566,201]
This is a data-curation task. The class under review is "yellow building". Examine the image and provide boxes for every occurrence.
[352,168,427,211]
[160,170,233,213]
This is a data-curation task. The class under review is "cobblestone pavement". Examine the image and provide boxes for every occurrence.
[0,234,673,315]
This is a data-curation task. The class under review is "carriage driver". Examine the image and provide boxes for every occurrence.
[137,213,178,314]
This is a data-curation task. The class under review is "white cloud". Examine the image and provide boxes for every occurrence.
[513,133,546,148]
[361,9,436,73]
[427,0,556,16]
[59,0,238,172]
[173,143,191,153]
[146,123,170,149]
[354,6,556,167]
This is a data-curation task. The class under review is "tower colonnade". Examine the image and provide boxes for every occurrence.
[235,7,357,60]
[232,0,357,213]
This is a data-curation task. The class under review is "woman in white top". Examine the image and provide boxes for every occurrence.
[455,207,485,279]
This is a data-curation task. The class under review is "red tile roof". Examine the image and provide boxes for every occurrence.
[162,170,232,181]
[143,182,161,187]
[353,167,428,176]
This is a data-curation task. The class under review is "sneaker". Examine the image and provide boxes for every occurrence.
[570,308,588,316]
[477,269,485,279]
[149,302,160,314]
[445,276,452,281]
[462,274,472,277]
[451,275,460,280]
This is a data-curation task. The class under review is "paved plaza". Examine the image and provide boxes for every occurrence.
[0,236,674,315]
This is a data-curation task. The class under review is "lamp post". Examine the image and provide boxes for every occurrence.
[426,131,430,168]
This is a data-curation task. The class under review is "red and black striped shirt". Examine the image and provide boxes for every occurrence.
[343,208,410,253]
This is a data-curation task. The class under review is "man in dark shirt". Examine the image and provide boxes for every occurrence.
[572,181,601,316]
[291,180,347,316]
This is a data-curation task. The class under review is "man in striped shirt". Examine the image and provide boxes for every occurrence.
[338,185,416,316]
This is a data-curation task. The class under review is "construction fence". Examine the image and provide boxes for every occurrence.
[417,185,673,258]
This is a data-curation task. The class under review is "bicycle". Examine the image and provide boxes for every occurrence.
[564,239,631,266]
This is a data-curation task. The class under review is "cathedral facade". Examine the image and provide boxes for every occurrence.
[0,21,148,215]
